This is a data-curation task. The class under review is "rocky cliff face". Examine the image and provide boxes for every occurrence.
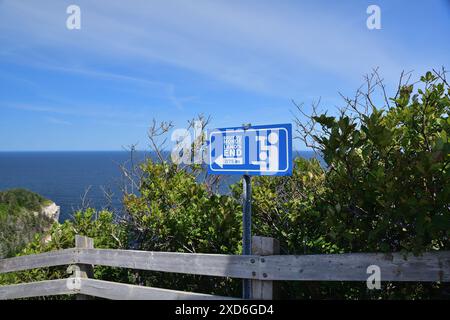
[40,202,60,223]
[40,203,60,243]
[0,189,59,258]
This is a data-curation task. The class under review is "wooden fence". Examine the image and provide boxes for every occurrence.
[0,235,449,300]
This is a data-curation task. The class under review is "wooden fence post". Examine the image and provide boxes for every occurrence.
[251,236,279,300]
[75,235,94,300]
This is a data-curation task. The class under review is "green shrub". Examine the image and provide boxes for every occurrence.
[123,160,242,296]
[309,71,449,254]
[0,189,55,258]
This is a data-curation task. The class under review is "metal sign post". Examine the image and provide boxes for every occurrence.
[242,174,252,299]
[207,123,292,299]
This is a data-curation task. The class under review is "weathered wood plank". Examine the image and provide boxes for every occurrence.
[252,236,279,299]
[77,249,259,279]
[2,246,449,283]
[0,279,73,300]
[80,279,238,300]
[75,235,94,278]
[0,249,77,274]
[260,251,450,282]
[74,235,94,300]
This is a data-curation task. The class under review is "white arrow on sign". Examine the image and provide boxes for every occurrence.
[214,154,224,168]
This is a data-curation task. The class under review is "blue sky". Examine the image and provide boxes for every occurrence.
[0,0,449,151]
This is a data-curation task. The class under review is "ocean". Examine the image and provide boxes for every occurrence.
[0,151,319,221]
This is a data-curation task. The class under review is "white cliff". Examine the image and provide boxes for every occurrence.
[41,202,60,222]
[40,202,60,243]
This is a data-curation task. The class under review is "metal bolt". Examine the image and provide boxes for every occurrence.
[250,258,255,264]
[252,271,256,277]
[261,258,265,263]
[263,273,268,278]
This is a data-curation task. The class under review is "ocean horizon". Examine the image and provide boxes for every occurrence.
[0,150,320,221]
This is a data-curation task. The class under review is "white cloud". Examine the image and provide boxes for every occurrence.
[1,102,147,121]
[45,116,72,125]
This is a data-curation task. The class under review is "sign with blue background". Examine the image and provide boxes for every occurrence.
[208,123,292,176]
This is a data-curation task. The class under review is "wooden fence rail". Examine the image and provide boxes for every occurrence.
[0,278,236,300]
[0,235,449,300]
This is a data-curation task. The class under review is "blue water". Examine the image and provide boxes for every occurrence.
[0,151,320,221]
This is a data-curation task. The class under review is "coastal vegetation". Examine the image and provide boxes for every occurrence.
[0,189,56,258]
[1,70,449,299]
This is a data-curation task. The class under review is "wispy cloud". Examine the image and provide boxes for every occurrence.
[0,0,448,151]
[44,116,72,125]
[1,58,196,111]
[37,64,168,89]
[1,102,147,121]
[0,0,410,95]
[167,85,197,110]
[2,103,152,129]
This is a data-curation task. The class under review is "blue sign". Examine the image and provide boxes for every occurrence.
[208,123,293,176]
